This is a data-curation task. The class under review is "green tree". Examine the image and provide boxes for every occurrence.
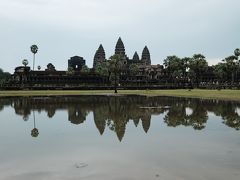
[181,57,191,82]
[95,61,109,76]
[163,55,184,84]
[30,45,38,71]
[0,68,11,85]
[66,67,74,75]
[81,65,90,73]
[223,55,238,85]
[109,54,123,93]
[129,64,139,76]
[188,54,208,87]
[213,63,227,84]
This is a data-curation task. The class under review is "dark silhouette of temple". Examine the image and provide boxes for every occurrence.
[93,37,151,69]
[2,37,229,90]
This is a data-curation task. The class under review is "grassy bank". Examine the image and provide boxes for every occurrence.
[1,89,240,101]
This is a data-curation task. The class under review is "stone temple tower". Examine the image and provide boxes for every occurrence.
[115,37,125,56]
[141,46,151,65]
[132,51,140,61]
[93,44,106,69]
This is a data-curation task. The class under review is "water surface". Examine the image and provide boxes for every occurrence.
[0,95,239,180]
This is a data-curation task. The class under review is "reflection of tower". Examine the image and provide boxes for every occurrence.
[141,114,151,133]
[31,111,39,137]
[115,120,126,142]
[93,112,106,135]
[133,118,140,127]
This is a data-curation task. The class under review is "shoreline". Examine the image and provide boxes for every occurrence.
[1,89,240,101]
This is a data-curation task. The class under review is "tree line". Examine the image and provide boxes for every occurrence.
[0,68,11,86]
[163,49,240,87]
[93,49,240,91]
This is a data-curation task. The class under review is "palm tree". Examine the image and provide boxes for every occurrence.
[234,48,240,58]
[181,57,191,83]
[223,55,238,85]
[22,59,29,67]
[30,45,38,70]
[234,48,240,84]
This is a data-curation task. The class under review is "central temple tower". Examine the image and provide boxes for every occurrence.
[141,46,151,65]
[115,37,125,56]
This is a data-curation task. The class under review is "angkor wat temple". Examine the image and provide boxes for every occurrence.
[2,37,235,90]
[93,37,151,69]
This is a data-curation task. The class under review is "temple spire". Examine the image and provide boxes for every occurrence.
[141,46,151,65]
[93,44,106,69]
[115,37,125,56]
[132,51,140,61]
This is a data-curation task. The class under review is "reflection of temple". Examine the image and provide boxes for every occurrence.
[1,96,240,141]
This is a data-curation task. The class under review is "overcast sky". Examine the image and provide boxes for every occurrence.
[0,0,239,73]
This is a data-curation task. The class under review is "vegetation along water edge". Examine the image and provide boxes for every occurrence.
[1,89,240,101]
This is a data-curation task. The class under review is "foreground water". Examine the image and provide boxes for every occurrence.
[0,95,239,180]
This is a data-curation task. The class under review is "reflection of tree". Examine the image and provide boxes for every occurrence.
[217,103,240,130]
[1,96,240,141]
[188,101,208,130]
[164,102,187,127]
[0,99,12,112]
[31,128,39,137]
[31,111,39,137]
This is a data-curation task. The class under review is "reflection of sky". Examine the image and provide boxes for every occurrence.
[0,106,240,180]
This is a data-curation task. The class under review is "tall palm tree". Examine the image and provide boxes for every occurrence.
[30,45,38,70]
[223,55,238,85]
[234,48,240,58]
[22,59,28,67]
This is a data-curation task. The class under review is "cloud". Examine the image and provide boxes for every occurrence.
[0,0,239,72]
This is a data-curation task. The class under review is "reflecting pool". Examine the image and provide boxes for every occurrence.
[0,95,239,180]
